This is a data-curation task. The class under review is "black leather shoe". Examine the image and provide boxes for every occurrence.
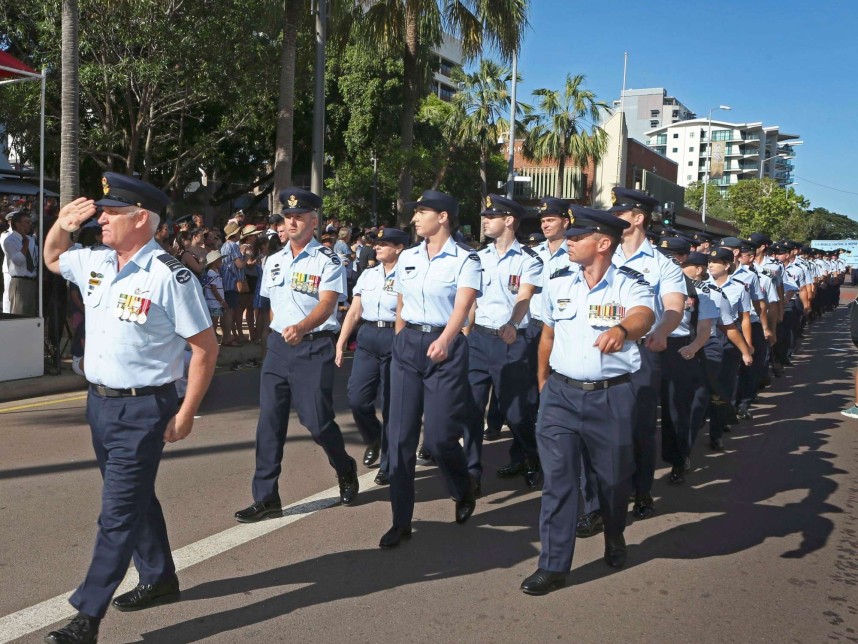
[374,470,390,485]
[709,438,724,452]
[455,480,477,524]
[632,494,655,519]
[604,534,627,568]
[723,424,732,433]
[736,405,752,420]
[520,569,566,595]
[338,459,359,506]
[575,511,604,538]
[45,613,100,643]
[112,576,180,612]
[379,525,412,549]
[524,460,542,489]
[483,426,502,441]
[496,460,526,478]
[667,465,684,485]
[363,441,380,467]
[234,498,282,523]
[416,444,435,466]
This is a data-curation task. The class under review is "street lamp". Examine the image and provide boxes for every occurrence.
[701,104,731,229]
[759,141,803,179]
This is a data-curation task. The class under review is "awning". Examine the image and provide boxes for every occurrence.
[0,51,40,81]
[0,177,58,196]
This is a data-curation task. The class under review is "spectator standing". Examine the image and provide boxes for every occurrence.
[202,251,228,342]
[2,209,39,316]
[220,222,247,346]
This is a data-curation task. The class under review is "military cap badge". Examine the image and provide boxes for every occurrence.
[102,176,109,195]
[661,240,669,248]
[539,203,547,212]
[485,195,493,209]
[378,229,384,239]
[611,190,617,205]
[288,195,298,209]
[567,208,575,224]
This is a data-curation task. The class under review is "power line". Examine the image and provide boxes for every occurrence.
[794,176,858,196]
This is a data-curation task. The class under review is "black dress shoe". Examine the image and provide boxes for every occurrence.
[575,511,604,538]
[736,405,752,420]
[374,470,390,485]
[632,494,655,519]
[338,458,359,506]
[723,424,732,433]
[112,576,180,612]
[416,444,435,466]
[363,441,380,467]
[45,613,100,643]
[455,480,477,524]
[524,460,542,489]
[604,534,627,568]
[496,460,526,478]
[520,569,566,595]
[709,438,724,452]
[379,525,412,549]
[667,465,684,485]
[234,498,282,523]
[483,426,502,441]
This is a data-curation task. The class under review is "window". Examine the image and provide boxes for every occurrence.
[688,161,693,166]
[673,133,679,139]
[687,175,693,181]
[655,134,667,145]
[712,129,731,141]
[650,109,660,117]
[672,147,678,153]
[690,132,695,138]
[650,120,659,128]
[689,147,695,152]
[672,110,679,118]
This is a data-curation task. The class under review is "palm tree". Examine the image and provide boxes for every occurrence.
[522,73,609,199]
[60,0,79,206]
[273,0,302,203]
[357,0,528,226]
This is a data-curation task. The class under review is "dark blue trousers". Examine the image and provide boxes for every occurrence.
[710,343,741,440]
[536,374,635,572]
[70,385,177,619]
[736,322,765,407]
[252,333,353,503]
[661,337,706,466]
[631,346,662,498]
[387,328,471,528]
[465,330,538,480]
[347,323,394,474]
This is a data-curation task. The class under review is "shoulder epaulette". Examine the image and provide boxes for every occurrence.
[668,256,682,267]
[318,245,341,265]
[618,265,651,285]
[550,266,572,279]
[707,282,724,294]
[692,279,711,294]
[157,253,184,272]
[458,241,476,253]
[521,245,543,264]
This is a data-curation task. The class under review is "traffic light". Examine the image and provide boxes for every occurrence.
[661,201,676,227]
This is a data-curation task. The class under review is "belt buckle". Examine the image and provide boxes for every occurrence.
[420,324,432,333]
[582,381,598,391]
[95,384,107,396]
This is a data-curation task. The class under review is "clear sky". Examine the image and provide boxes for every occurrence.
[509,0,857,218]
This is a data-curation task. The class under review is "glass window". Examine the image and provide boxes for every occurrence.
[712,129,731,141]
[689,146,694,152]
[672,147,678,153]
[650,109,660,117]
[650,120,659,128]
[673,133,679,139]
[688,161,693,166]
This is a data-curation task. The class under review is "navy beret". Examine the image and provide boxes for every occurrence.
[404,190,459,218]
[565,205,630,238]
[278,187,322,212]
[537,197,569,218]
[369,227,410,245]
[657,236,691,254]
[526,231,546,244]
[684,251,709,266]
[95,172,171,214]
[608,187,659,214]
[481,194,525,218]
[692,231,714,244]
[709,247,735,263]
[749,232,772,247]
[719,237,746,249]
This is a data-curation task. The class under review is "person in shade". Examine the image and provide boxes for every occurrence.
[335,227,410,486]
[234,188,359,525]
[41,174,218,643]
[381,189,481,549]
[521,205,654,596]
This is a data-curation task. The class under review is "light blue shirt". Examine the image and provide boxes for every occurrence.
[260,237,345,334]
[705,283,737,337]
[783,263,804,292]
[59,238,212,388]
[707,278,748,344]
[530,240,574,322]
[612,239,686,323]
[543,264,655,381]
[732,265,763,323]
[759,257,784,291]
[395,237,482,327]
[354,264,398,323]
[671,278,720,338]
[474,240,543,329]
[220,240,244,291]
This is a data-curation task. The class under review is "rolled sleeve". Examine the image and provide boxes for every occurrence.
[319,257,345,294]
[58,245,92,288]
[164,275,213,339]
[457,254,483,295]
[521,254,544,289]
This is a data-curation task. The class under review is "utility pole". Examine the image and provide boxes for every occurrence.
[505,51,518,199]
[311,0,326,238]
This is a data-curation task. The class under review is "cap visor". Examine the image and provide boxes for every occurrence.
[94,198,138,208]
[564,225,599,237]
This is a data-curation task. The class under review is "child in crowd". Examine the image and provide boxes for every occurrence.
[202,251,228,343]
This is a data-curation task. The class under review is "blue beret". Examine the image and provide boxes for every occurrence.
[370,227,410,245]
[657,236,691,254]
[719,236,746,249]
[770,243,789,254]
[565,205,630,238]
[537,197,569,217]
[481,194,525,218]
[709,247,735,263]
[404,190,459,218]
[749,232,772,247]
[526,231,546,244]
[278,187,322,212]
[95,172,171,214]
[692,231,714,244]
[608,187,659,214]
[684,251,709,266]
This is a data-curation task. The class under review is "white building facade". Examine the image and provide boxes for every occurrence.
[646,119,799,193]
[610,88,696,143]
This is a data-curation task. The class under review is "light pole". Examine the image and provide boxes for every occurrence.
[505,50,518,199]
[701,104,731,229]
[759,141,802,180]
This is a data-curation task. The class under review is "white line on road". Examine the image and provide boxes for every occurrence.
[0,470,380,643]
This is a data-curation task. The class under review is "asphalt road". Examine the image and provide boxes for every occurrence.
[1,307,857,643]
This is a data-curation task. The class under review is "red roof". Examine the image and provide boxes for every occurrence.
[0,51,38,80]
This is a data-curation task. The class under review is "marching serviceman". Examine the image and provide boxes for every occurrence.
[465,194,543,491]
[42,174,218,643]
[520,205,654,596]
[381,190,481,549]
[234,188,359,524]
[335,227,410,486]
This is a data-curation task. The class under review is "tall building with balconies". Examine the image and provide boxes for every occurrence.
[609,88,696,143]
[432,33,463,101]
[646,119,799,193]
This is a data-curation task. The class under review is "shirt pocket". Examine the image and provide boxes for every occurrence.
[83,286,105,309]
[552,300,577,321]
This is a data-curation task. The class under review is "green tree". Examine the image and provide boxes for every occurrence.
[726,179,808,237]
[356,0,528,226]
[683,180,733,222]
[522,73,609,198]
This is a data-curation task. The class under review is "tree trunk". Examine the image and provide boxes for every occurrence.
[555,152,566,199]
[273,0,301,212]
[431,145,455,190]
[60,0,79,206]
[479,150,488,204]
[396,2,419,227]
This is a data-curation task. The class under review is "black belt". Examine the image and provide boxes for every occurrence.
[11,275,36,281]
[90,382,174,398]
[551,371,631,391]
[366,320,395,328]
[666,336,692,346]
[405,322,445,333]
[472,323,525,336]
[302,330,336,342]
[529,319,544,329]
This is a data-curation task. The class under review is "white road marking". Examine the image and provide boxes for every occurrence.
[0,470,380,643]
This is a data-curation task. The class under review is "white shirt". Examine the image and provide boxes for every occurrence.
[1,231,38,277]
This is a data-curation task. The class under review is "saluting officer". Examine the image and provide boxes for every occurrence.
[381,190,480,549]
[335,227,410,486]
[235,188,359,524]
[607,188,686,519]
[465,194,543,490]
[521,206,655,596]
[42,174,218,643]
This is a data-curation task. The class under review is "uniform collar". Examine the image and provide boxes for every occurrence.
[284,236,322,259]
[616,238,654,262]
[571,262,616,292]
[420,235,460,259]
[117,238,160,271]
[487,238,522,259]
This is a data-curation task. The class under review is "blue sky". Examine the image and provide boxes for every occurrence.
[508,0,857,217]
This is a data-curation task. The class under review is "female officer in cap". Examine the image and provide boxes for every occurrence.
[335,227,409,486]
[380,189,481,549]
